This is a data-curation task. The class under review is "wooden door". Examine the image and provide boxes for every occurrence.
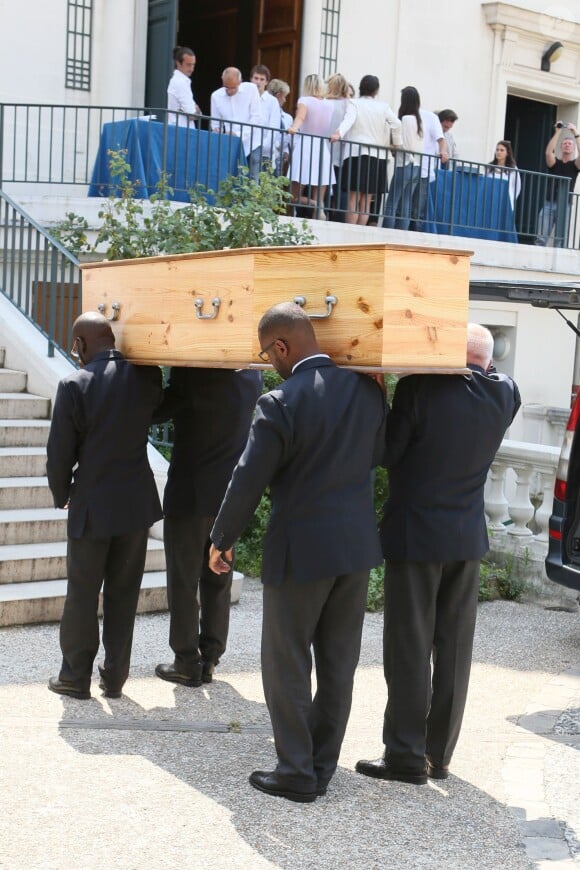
[145,0,178,112]
[254,0,304,109]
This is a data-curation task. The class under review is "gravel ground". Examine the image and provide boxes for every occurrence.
[0,580,579,870]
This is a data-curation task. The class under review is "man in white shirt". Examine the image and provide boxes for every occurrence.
[210,67,263,181]
[250,64,280,169]
[438,109,459,161]
[167,47,200,127]
[411,104,448,232]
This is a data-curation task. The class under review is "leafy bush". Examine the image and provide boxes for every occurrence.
[51,148,314,260]
[367,565,385,612]
[478,554,528,602]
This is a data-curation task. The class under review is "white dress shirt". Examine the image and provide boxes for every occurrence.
[210,82,263,157]
[257,90,281,158]
[167,69,197,127]
[419,110,445,180]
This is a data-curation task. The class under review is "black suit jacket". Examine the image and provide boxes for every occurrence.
[211,357,387,584]
[46,350,163,539]
[156,368,263,517]
[380,365,521,562]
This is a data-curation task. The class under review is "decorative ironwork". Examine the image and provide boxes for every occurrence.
[320,0,341,79]
[66,0,93,91]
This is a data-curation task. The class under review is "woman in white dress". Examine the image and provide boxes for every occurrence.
[287,74,335,220]
[485,140,521,209]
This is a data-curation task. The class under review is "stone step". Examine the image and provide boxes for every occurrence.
[0,569,244,626]
[0,477,54,510]
[0,447,47,477]
[0,507,67,545]
[0,570,168,627]
[0,419,51,447]
[0,537,166,584]
[0,368,27,392]
[0,393,51,419]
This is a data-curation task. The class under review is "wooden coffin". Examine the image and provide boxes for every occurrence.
[80,243,472,372]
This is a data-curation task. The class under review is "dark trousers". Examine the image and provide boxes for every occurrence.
[409,176,430,232]
[163,514,233,674]
[382,559,480,770]
[261,570,369,789]
[59,529,149,690]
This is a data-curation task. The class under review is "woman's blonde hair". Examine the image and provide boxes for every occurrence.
[326,73,350,99]
[268,78,290,99]
[302,73,326,98]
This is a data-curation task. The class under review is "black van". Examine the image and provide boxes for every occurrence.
[546,393,580,591]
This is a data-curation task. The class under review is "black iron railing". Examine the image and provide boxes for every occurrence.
[0,102,578,249]
[0,189,80,360]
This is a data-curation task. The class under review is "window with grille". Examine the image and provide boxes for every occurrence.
[320,0,341,79]
[66,0,93,90]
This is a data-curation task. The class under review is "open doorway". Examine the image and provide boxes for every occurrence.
[504,95,556,173]
[504,95,557,244]
[145,0,304,119]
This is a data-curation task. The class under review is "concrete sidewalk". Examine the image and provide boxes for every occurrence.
[0,579,579,870]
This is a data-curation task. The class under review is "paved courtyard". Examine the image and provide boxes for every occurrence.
[1,579,579,869]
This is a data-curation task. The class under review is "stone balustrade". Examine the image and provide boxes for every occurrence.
[485,438,574,603]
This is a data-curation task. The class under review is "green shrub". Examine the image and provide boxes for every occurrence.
[51,148,314,260]
[478,554,528,602]
[367,565,385,612]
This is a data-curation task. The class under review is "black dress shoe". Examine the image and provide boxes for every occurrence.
[98,679,122,699]
[316,782,328,797]
[426,759,449,780]
[155,663,202,687]
[98,666,123,698]
[355,756,427,785]
[201,661,216,683]
[249,770,317,803]
[48,676,90,700]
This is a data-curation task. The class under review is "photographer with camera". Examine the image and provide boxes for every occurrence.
[535,121,580,246]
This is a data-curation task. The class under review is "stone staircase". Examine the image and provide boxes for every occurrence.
[0,348,168,626]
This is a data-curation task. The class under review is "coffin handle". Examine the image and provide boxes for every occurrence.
[293,294,337,319]
[97,302,121,322]
[194,297,221,320]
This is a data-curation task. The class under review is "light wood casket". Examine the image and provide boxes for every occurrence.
[80,243,472,372]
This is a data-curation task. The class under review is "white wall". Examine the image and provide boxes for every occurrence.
[471,299,577,442]
[0,0,147,107]
[333,0,580,165]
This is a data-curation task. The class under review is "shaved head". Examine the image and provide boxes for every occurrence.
[258,302,320,379]
[258,302,315,342]
[72,311,115,365]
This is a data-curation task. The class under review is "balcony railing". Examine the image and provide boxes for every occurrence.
[0,102,578,250]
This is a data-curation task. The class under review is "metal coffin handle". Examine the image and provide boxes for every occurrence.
[293,294,337,319]
[97,302,121,322]
[194,297,221,320]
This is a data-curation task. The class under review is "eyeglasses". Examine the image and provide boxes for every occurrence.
[258,338,288,362]
[70,336,81,361]
[258,338,278,362]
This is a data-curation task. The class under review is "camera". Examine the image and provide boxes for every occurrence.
[556,121,568,129]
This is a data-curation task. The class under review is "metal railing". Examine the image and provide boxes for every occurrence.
[0,189,80,359]
[1,101,578,249]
